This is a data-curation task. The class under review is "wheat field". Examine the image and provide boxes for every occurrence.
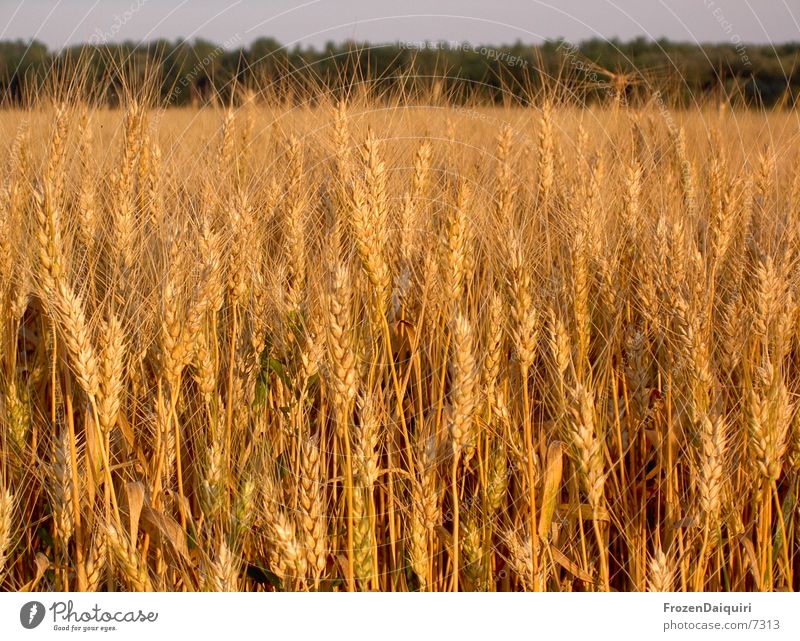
[0,87,799,592]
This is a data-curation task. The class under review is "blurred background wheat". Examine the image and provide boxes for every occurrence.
[1,77,799,591]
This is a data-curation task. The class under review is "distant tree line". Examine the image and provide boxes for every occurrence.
[0,36,797,107]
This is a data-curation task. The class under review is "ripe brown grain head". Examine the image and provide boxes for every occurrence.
[0,487,14,573]
[449,311,479,453]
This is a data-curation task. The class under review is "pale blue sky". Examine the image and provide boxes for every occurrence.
[1,0,798,49]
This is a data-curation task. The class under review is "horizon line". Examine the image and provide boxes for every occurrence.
[4,34,800,53]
